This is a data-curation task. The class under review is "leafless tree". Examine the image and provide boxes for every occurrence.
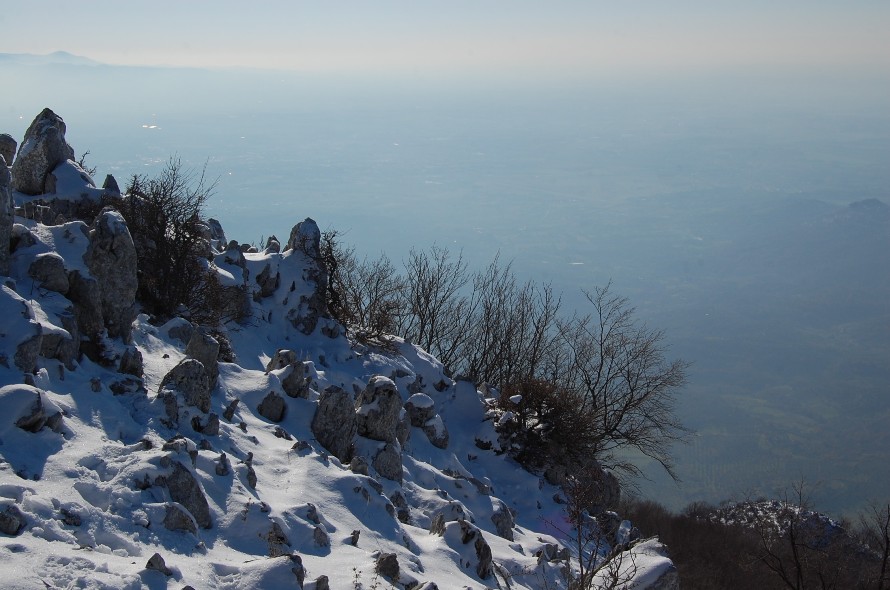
[859,503,890,590]
[556,283,689,479]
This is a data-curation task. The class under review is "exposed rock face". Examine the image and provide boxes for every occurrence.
[284,218,328,336]
[255,263,280,298]
[184,329,219,388]
[490,502,515,541]
[458,520,493,580]
[257,391,286,423]
[165,461,212,529]
[0,133,16,165]
[159,359,212,413]
[0,157,12,276]
[101,174,120,195]
[355,376,401,444]
[372,442,403,483]
[83,210,138,341]
[10,108,75,195]
[28,252,69,294]
[311,385,356,463]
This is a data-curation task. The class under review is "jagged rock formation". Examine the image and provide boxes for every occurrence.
[10,107,75,195]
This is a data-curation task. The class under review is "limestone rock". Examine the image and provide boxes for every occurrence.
[163,503,198,535]
[375,553,400,582]
[44,159,94,195]
[145,553,173,576]
[311,385,356,463]
[355,376,401,443]
[165,461,212,529]
[372,442,403,483]
[118,345,143,377]
[1,384,62,433]
[257,391,286,423]
[101,174,120,196]
[10,108,75,195]
[405,393,436,426]
[0,503,26,536]
[266,349,299,371]
[422,415,449,449]
[0,134,16,166]
[458,519,493,580]
[283,218,328,335]
[184,329,219,388]
[83,209,138,341]
[160,359,211,413]
[28,252,69,294]
[255,263,280,298]
[265,521,291,557]
[490,502,515,541]
[285,217,321,258]
[280,362,311,398]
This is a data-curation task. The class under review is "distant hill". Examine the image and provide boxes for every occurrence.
[0,51,100,66]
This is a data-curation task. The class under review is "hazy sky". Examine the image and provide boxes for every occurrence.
[2,1,888,74]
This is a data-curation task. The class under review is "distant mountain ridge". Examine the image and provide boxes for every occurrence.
[0,51,100,66]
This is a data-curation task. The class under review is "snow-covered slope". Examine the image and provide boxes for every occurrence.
[0,111,677,590]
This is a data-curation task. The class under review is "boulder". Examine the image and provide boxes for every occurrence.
[372,442,403,483]
[257,391,286,423]
[266,349,298,371]
[0,503,26,536]
[0,133,16,166]
[165,461,212,529]
[163,503,198,535]
[375,553,400,583]
[159,359,211,413]
[101,174,120,196]
[422,415,449,449]
[285,217,321,258]
[10,108,75,195]
[83,209,138,341]
[490,502,515,541]
[145,553,173,576]
[0,157,12,276]
[265,521,291,557]
[184,329,219,388]
[355,376,402,443]
[118,345,143,377]
[310,385,356,463]
[28,252,69,294]
[405,393,436,426]
[458,519,493,580]
[280,362,311,399]
[255,263,280,298]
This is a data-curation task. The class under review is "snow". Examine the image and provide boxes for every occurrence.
[0,216,676,589]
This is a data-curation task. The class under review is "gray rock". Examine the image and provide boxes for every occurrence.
[44,159,94,194]
[0,159,13,276]
[285,217,321,258]
[375,552,400,582]
[284,218,328,335]
[422,416,449,449]
[371,442,403,483]
[167,320,194,345]
[101,174,120,195]
[349,456,369,476]
[83,209,138,341]
[28,252,69,293]
[255,263,280,298]
[266,349,298,371]
[0,134,16,166]
[66,270,103,342]
[311,385,356,463]
[355,376,402,443]
[184,329,219,388]
[490,502,515,541]
[145,552,173,576]
[266,521,291,557]
[257,391,286,423]
[314,575,329,590]
[405,393,436,426]
[215,452,230,476]
[0,503,26,536]
[458,519,493,580]
[163,503,198,535]
[206,218,226,247]
[166,461,212,529]
[160,359,211,413]
[118,345,143,377]
[10,108,75,195]
[280,362,311,399]
[313,525,330,547]
[264,235,280,254]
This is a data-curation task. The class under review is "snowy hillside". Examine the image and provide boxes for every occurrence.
[0,109,677,589]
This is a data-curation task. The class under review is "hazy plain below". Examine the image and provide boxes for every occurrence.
[3,54,889,517]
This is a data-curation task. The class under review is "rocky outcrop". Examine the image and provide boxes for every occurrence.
[311,385,356,463]
[165,461,212,529]
[44,159,94,195]
[355,376,401,443]
[83,209,138,341]
[257,391,286,422]
[0,133,16,166]
[490,502,516,541]
[28,252,69,294]
[0,384,63,434]
[0,503,27,536]
[10,108,75,195]
[159,359,212,413]
[280,362,312,398]
[284,218,328,335]
[0,156,12,276]
[372,442,403,483]
[184,329,219,388]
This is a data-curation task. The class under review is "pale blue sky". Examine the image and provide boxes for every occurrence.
[2,1,888,73]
